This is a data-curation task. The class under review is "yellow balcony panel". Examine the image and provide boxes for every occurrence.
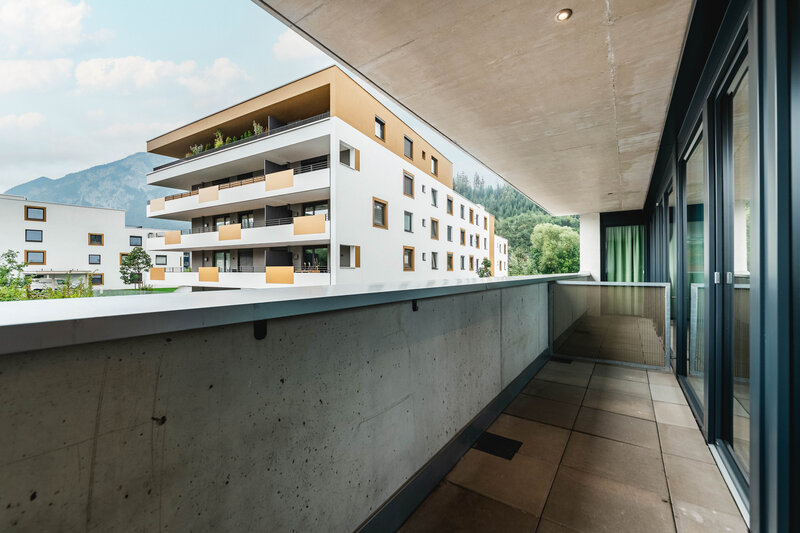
[293,214,325,235]
[199,267,219,282]
[218,223,242,241]
[165,230,182,245]
[149,267,165,281]
[150,198,165,212]
[266,266,294,284]
[265,169,294,191]
[198,185,219,203]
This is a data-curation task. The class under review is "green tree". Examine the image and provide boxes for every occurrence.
[530,224,580,274]
[508,249,535,276]
[0,250,28,301]
[120,247,153,288]
[477,258,492,277]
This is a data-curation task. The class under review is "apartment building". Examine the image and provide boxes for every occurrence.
[144,66,508,289]
[0,194,183,290]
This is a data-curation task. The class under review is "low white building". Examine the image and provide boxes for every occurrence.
[0,194,184,290]
[144,66,508,289]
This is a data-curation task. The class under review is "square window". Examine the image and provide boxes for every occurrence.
[373,198,388,229]
[431,189,438,207]
[403,246,414,271]
[25,250,45,264]
[404,136,413,158]
[431,156,438,175]
[88,233,104,246]
[403,172,414,197]
[25,229,42,242]
[404,211,413,232]
[130,235,143,246]
[447,225,453,242]
[431,252,438,270]
[447,196,453,215]
[91,273,104,286]
[25,206,46,221]
[156,255,167,265]
[88,254,101,265]
[430,218,439,239]
[375,116,385,140]
[447,252,454,271]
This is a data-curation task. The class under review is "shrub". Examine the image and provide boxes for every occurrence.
[225,136,232,144]
[213,130,224,148]
[253,121,264,135]
[205,143,212,151]
[189,144,204,155]
[232,135,237,142]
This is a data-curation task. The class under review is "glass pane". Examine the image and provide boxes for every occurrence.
[684,132,707,410]
[373,202,385,226]
[667,185,676,365]
[605,225,645,282]
[730,69,751,477]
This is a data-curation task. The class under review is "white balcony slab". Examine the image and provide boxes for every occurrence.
[146,220,330,252]
[149,271,330,289]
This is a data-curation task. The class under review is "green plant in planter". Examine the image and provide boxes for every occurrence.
[253,121,264,135]
[232,135,237,142]
[205,143,211,151]
[189,144,203,155]
[213,130,224,148]
[225,136,232,144]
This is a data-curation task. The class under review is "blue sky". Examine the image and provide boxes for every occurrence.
[0,0,503,191]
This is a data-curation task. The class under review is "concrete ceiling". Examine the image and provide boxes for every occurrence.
[254,0,692,215]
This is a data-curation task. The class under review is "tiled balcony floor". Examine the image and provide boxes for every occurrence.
[399,359,748,533]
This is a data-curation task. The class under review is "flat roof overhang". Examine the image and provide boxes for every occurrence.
[253,0,692,215]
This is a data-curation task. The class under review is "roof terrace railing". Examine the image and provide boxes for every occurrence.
[151,111,331,172]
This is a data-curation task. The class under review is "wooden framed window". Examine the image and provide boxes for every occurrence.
[403,136,413,159]
[120,253,129,264]
[88,233,104,246]
[460,229,466,245]
[25,250,46,264]
[91,273,104,286]
[469,208,474,224]
[447,252,454,271]
[403,246,415,271]
[469,256,474,271]
[484,218,488,230]
[374,116,385,140]
[24,205,46,221]
[447,196,453,215]
[373,197,388,229]
[430,218,439,239]
[403,172,414,197]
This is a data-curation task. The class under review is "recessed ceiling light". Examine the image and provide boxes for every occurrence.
[555,8,573,22]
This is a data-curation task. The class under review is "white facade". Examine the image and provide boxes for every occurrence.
[0,194,183,290]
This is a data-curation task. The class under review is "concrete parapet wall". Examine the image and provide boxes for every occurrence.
[0,283,549,532]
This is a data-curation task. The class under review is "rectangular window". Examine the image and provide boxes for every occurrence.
[476,233,480,249]
[120,253,129,264]
[404,136,413,158]
[484,237,488,249]
[484,218,488,230]
[91,273,104,286]
[431,189,438,207]
[129,235,143,246]
[404,211,413,232]
[460,256,465,270]
[25,250,45,264]
[469,208,474,224]
[88,233,104,246]
[460,229,466,245]
[447,225,453,242]
[447,252,454,271]
[24,206,46,221]
[25,229,42,242]
[460,205,465,219]
[447,196,453,215]
[470,234,474,246]
[156,255,167,265]
[470,256,474,270]
[431,252,439,270]
[88,254,101,265]
[403,172,414,197]
[403,246,415,271]
[373,197,388,229]
[375,116,385,140]
[340,245,354,268]
[430,218,439,239]
[431,156,438,175]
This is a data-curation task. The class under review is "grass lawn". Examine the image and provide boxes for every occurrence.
[97,287,179,296]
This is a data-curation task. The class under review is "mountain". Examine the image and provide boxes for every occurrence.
[5,152,188,230]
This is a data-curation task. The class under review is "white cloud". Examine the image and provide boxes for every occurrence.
[0,0,102,57]
[0,59,73,94]
[86,109,105,119]
[74,56,196,90]
[178,58,249,94]
[0,112,45,129]
[272,29,325,61]
[97,121,181,138]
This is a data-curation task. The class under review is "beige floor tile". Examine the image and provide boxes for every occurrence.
[588,375,651,398]
[663,454,740,516]
[447,448,558,517]
[535,361,595,388]
[672,499,747,533]
[650,384,689,405]
[574,407,660,450]
[654,402,698,429]
[593,364,649,383]
[658,424,713,464]
[582,387,655,420]
[505,394,580,429]
[398,482,539,533]
[561,432,669,499]
[523,379,586,406]
[541,466,676,533]
[648,370,680,387]
[488,414,570,464]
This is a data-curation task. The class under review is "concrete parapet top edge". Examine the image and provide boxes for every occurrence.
[0,273,586,355]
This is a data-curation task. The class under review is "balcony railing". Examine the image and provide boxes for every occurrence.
[172,214,329,235]
[295,265,329,273]
[151,111,331,172]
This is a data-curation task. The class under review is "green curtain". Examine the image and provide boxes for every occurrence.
[606,225,644,282]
